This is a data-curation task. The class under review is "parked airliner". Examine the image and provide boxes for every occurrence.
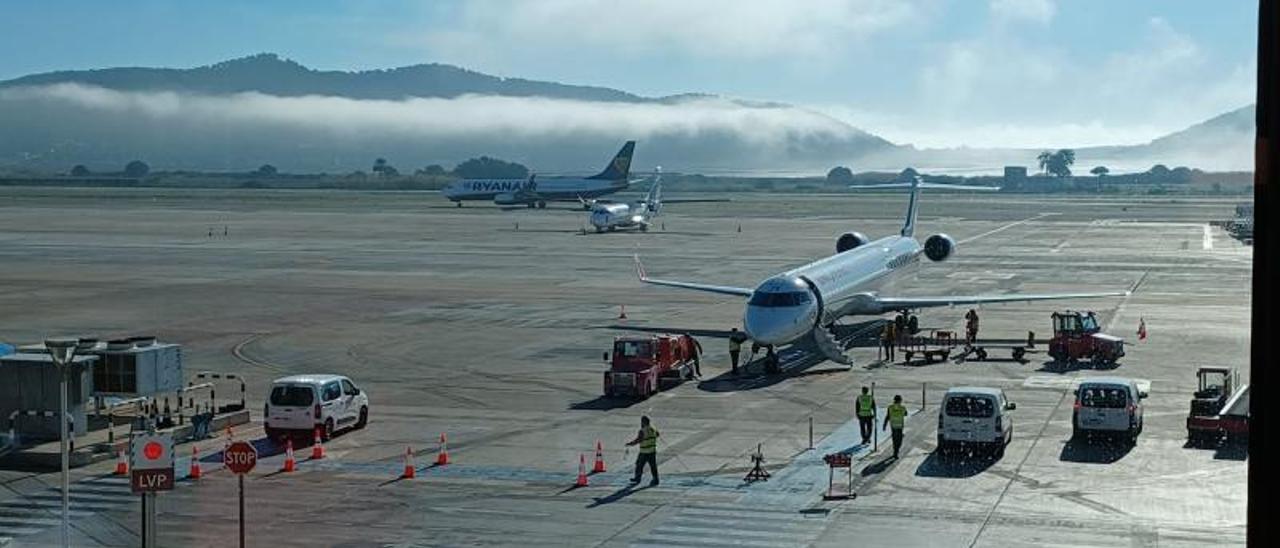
[442,141,636,208]
[635,177,1132,364]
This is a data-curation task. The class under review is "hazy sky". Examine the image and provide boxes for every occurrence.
[0,0,1257,148]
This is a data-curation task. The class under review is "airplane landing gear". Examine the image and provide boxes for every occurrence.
[537,201,547,209]
[456,202,462,208]
[895,312,920,335]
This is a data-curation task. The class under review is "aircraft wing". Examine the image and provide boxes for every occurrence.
[635,255,754,297]
[876,290,1130,312]
[876,271,1142,311]
[659,198,731,204]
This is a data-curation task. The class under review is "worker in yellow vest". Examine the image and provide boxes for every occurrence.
[626,416,661,486]
[882,394,909,459]
[856,386,876,444]
[882,322,897,362]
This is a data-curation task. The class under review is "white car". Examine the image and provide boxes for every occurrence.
[937,387,1015,457]
[1072,376,1146,442]
[264,375,369,441]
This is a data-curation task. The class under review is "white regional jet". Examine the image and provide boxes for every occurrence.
[589,176,664,232]
[635,177,1133,365]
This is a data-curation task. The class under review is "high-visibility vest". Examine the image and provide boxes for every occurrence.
[639,426,659,454]
[887,404,908,429]
[856,395,875,417]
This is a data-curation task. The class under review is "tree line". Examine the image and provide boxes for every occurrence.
[67,155,532,180]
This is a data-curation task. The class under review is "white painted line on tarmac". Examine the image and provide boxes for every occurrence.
[1203,224,1214,250]
[959,213,1058,245]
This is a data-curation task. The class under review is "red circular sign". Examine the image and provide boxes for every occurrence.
[223,441,258,475]
[143,441,163,460]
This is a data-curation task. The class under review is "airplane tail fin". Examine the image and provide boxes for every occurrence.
[848,174,999,238]
[902,177,920,238]
[644,169,663,214]
[588,141,635,181]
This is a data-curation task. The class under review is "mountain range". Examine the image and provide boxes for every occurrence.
[0,54,1254,175]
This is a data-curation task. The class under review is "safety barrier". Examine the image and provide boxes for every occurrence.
[192,371,247,413]
[177,382,215,425]
[99,396,148,445]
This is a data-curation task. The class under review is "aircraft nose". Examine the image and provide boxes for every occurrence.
[744,304,815,346]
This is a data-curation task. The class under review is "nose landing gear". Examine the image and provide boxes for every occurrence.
[751,342,782,374]
[894,312,920,335]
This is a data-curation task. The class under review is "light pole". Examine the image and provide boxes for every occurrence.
[45,337,87,548]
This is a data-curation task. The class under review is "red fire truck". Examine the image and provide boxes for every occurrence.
[603,334,699,399]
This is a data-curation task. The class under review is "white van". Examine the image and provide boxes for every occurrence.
[937,387,1015,456]
[1072,376,1146,442]
[264,375,369,442]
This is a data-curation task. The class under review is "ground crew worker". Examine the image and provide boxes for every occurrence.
[881,321,897,362]
[965,309,979,344]
[684,333,703,378]
[728,328,747,375]
[856,386,876,444]
[626,416,660,486]
[883,394,908,459]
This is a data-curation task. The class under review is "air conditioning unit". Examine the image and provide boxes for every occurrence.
[89,339,183,396]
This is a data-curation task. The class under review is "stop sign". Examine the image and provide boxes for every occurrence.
[224,441,258,475]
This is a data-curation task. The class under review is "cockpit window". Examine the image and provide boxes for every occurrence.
[748,291,812,307]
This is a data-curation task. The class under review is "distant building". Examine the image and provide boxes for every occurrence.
[1003,166,1028,189]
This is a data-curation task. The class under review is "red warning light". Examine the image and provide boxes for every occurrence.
[143,441,163,460]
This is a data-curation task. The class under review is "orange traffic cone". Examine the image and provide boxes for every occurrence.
[189,445,202,480]
[114,448,128,476]
[575,454,589,487]
[618,305,627,319]
[402,446,416,479]
[311,427,325,460]
[282,438,296,472]
[592,440,606,473]
[435,433,449,466]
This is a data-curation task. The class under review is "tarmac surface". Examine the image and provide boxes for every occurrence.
[0,187,1251,547]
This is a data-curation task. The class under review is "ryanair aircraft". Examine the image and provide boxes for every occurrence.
[442,141,636,208]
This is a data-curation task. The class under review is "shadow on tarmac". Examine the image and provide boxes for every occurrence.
[914,450,997,478]
[1035,359,1123,373]
[1058,436,1134,464]
[585,483,652,507]
[570,396,643,411]
[1213,442,1249,461]
[861,456,901,477]
[1182,437,1249,461]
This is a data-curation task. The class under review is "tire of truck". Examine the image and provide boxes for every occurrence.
[658,372,680,389]
[1012,348,1025,362]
